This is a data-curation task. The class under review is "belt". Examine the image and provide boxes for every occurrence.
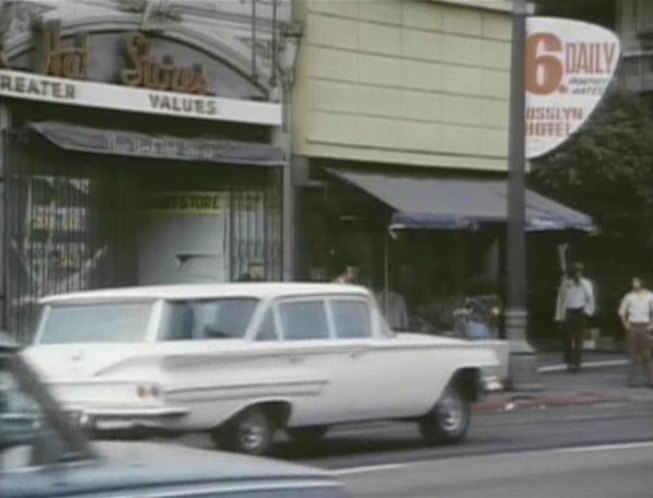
[566,307,584,313]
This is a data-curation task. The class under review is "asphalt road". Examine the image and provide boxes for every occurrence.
[277,393,653,470]
[162,376,652,497]
[166,385,652,470]
[335,442,653,498]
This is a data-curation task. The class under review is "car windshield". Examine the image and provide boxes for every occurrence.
[161,298,259,340]
[37,303,153,344]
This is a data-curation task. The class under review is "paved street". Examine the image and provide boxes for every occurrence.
[336,442,653,498]
[159,360,653,497]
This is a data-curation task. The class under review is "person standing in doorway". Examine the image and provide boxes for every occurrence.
[555,262,596,373]
[237,260,265,282]
[333,265,359,285]
[618,276,653,387]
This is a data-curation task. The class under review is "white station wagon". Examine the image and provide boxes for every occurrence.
[23,283,501,455]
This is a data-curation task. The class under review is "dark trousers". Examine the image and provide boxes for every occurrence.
[563,309,587,370]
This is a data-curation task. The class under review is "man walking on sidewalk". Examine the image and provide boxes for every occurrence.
[619,276,653,387]
[555,262,596,373]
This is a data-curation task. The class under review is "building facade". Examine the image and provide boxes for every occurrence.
[0,0,291,341]
[290,0,589,335]
[0,0,594,342]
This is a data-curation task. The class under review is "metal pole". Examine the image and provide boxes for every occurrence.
[0,103,9,330]
[384,231,389,316]
[506,0,540,390]
[282,83,294,281]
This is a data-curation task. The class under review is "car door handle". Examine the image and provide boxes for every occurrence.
[350,350,364,359]
[289,356,305,364]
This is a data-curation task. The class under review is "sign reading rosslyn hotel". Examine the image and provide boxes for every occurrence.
[525,17,620,159]
[0,21,280,126]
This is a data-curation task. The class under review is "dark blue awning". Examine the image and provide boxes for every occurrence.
[326,168,595,233]
[26,121,284,167]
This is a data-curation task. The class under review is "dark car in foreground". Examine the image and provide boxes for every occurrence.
[0,333,348,498]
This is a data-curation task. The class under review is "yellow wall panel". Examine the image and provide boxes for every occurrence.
[402,29,443,62]
[442,5,483,36]
[358,22,403,56]
[312,80,358,113]
[308,46,358,82]
[401,91,442,122]
[402,1,444,31]
[358,53,403,86]
[295,0,512,171]
[357,116,403,149]
[359,0,402,25]
[309,13,359,50]
[358,86,402,118]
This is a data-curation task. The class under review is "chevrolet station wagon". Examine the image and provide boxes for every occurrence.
[24,283,501,455]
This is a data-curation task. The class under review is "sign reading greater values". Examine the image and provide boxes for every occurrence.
[525,17,621,159]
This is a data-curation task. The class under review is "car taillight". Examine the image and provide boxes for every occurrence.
[136,384,161,399]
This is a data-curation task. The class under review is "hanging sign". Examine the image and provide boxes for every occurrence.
[525,17,621,159]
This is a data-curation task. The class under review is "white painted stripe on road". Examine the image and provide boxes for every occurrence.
[330,441,653,476]
[331,463,406,476]
[538,359,628,373]
[553,441,653,454]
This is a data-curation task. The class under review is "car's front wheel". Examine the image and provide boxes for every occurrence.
[213,406,275,455]
[418,384,470,445]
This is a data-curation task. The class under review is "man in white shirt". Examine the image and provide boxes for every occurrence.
[618,276,653,387]
[555,263,596,373]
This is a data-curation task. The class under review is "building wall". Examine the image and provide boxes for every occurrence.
[292,0,513,171]
[617,0,653,94]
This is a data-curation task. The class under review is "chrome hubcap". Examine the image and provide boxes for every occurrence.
[438,390,464,433]
[239,413,266,451]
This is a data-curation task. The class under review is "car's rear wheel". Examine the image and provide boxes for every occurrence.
[213,406,275,455]
[418,384,470,445]
[287,425,328,445]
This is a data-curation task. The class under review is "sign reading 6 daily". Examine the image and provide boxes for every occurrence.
[525,17,621,159]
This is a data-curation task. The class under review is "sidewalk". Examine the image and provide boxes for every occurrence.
[475,351,652,414]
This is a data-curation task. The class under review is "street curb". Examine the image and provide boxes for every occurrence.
[537,359,629,373]
[474,391,626,414]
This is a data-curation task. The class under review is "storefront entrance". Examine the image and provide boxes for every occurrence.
[3,112,282,341]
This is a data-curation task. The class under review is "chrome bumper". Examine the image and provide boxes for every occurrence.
[64,405,189,432]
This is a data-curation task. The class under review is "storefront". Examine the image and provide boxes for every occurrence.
[290,0,595,340]
[0,4,287,341]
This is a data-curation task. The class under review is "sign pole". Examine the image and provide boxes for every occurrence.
[506,0,540,391]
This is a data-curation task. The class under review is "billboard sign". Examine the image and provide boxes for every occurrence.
[525,17,621,159]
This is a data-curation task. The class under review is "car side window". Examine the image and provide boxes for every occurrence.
[331,300,372,339]
[278,300,329,341]
[255,308,279,341]
[161,299,258,340]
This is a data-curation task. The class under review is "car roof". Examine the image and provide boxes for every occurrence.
[39,282,370,305]
[3,441,344,496]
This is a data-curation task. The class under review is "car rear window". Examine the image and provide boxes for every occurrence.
[38,303,153,344]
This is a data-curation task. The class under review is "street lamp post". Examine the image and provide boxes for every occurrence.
[506,0,540,390]
[277,21,303,281]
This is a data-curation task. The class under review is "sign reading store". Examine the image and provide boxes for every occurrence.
[0,20,281,125]
[32,19,212,95]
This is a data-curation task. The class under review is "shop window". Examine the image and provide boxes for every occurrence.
[5,144,119,343]
[278,300,329,341]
